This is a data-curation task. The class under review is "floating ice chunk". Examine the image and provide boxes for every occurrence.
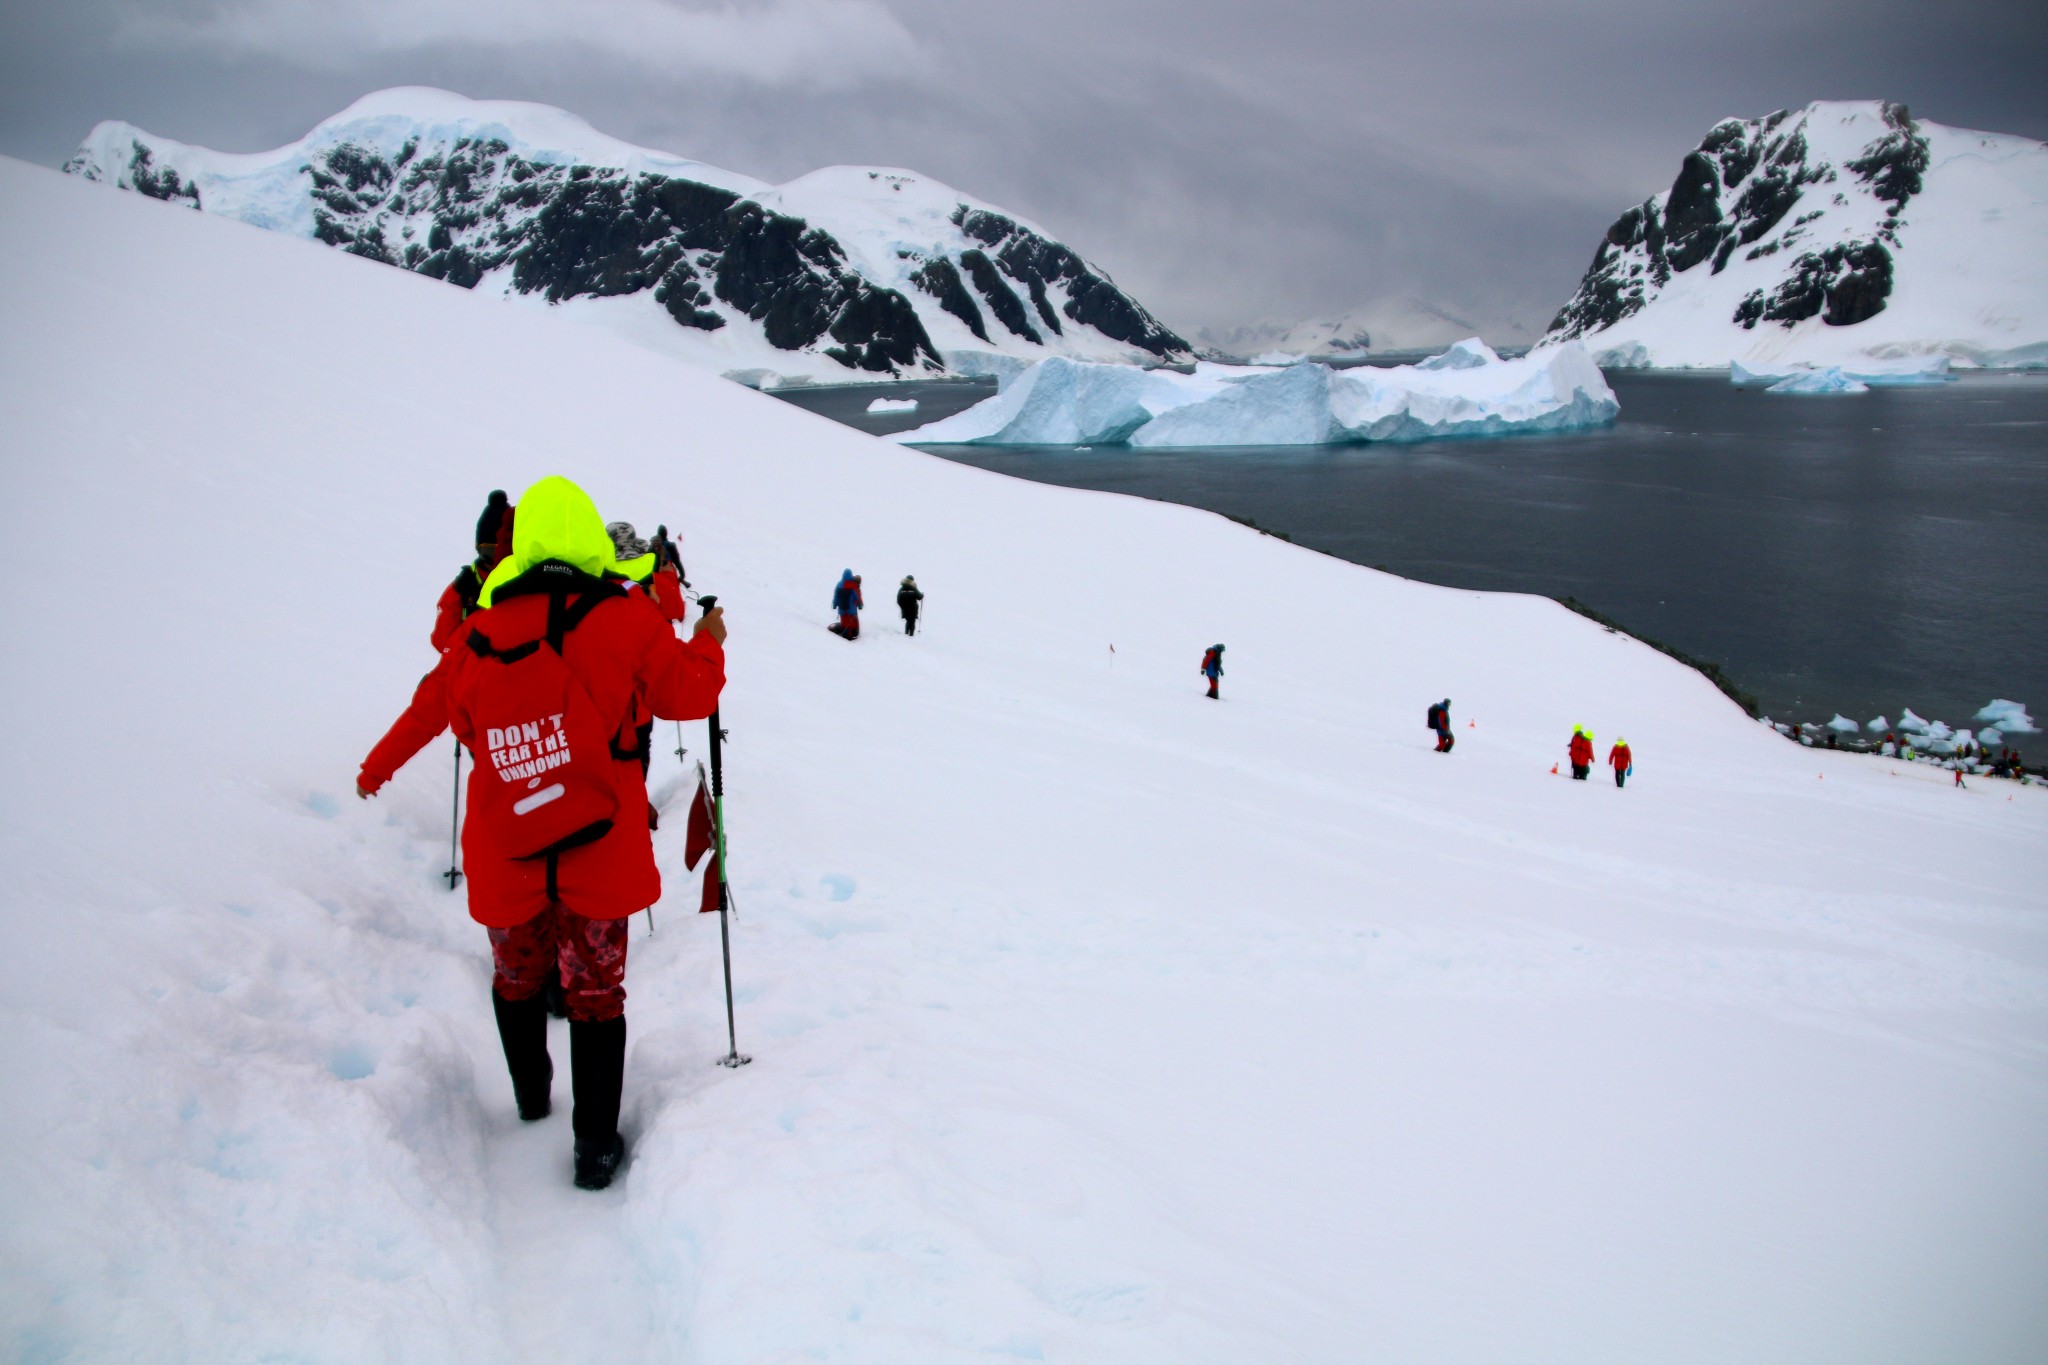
[1130,363,1337,447]
[1923,720,1954,742]
[1250,350,1302,366]
[1593,341,1651,369]
[1826,714,1860,733]
[896,344,1618,448]
[866,397,918,413]
[1975,699,2038,733]
[1980,727,2005,746]
[1415,337,1500,371]
[941,349,1033,391]
[1735,356,1952,387]
[1765,367,1868,395]
[1865,715,1889,733]
[894,356,1196,445]
[1897,709,1930,732]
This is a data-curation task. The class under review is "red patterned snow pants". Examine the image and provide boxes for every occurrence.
[487,908,630,1022]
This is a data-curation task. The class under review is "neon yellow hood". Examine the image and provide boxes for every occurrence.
[477,476,614,607]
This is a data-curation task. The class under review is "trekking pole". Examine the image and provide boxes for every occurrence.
[675,720,687,762]
[698,596,749,1069]
[444,737,463,891]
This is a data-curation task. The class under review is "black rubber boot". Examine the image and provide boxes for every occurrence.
[571,1015,628,1190]
[544,966,568,1019]
[491,990,553,1121]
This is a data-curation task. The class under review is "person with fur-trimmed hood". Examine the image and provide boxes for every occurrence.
[897,576,924,635]
[358,477,726,1191]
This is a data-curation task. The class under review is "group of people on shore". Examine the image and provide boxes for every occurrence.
[356,479,727,1191]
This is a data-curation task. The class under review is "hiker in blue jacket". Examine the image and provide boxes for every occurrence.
[1200,643,1224,699]
[830,570,863,639]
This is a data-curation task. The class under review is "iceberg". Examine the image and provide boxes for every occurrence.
[896,343,1619,448]
[866,397,919,413]
[1732,356,1953,387]
[1764,367,1869,395]
[1975,699,2038,734]
[1866,715,1889,733]
[1826,714,1860,734]
[1415,337,1501,371]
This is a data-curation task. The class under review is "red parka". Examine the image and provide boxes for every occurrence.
[361,577,724,927]
[1609,741,1632,772]
[1568,731,1595,767]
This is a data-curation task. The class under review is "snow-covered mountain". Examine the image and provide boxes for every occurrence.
[1543,101,2048,369]
[1199,295,1537,361]
[64,88,1191,383]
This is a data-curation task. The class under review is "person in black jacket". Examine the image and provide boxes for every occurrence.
[897,575,924,635]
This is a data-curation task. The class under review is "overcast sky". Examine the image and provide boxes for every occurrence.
[3,0,2042,337]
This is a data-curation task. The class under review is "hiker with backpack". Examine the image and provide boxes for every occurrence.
[1427,699,1453,752]
[897,576,924,636]
[1200,644,1224,699]
[431,490,512,653]
[356,476,727,1191]
[1568,726,1594,780]
[1609,737,1632,788]
[645,523,689,623]
[830,570,863,639]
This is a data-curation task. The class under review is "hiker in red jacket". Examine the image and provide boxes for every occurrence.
[358,477,726,1191]
[1609,737,1632,788]
[1568,725,1594,780]
[430,491,512,652]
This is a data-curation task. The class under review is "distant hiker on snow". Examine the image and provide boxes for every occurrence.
[647,523,689,622]
[357,476,727,1192]
[897,576,924,635]
[1427,699,1454,752]
[830,570,863,639]
[1568,725,1594,780]
[1609,737,1632,788]
[431,489,511,653]
[1201,644,1225,699]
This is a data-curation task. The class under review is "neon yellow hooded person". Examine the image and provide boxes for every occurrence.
[477,476,617,607]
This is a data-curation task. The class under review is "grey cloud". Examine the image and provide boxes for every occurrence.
[6,0,2042,337]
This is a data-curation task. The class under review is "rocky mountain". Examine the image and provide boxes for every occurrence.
[1541,101,2048,369]
[64,88,1191,382]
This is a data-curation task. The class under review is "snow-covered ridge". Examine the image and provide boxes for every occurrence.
[64,87,1191,382]
[1542,100,2048,370]
[1197,295,1539,362]
[894,340,1618,447]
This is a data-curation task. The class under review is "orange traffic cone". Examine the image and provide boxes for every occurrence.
[1550,763,1559,775]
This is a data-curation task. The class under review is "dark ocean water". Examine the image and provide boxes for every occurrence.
[772,371,2048,734]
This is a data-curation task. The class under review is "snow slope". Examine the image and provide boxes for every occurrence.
[5,158,2047,1364]
[1198,295,1540,360]
[1544,101,2048,369]
[894,343,1617,447]
[64,88,1189,384]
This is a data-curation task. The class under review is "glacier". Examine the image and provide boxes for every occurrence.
[1731,357,1952,387]
[895,340,1619,447]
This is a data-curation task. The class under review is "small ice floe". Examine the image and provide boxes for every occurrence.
[1826,715,1860,734]
[1764,367,1868,395]
[867,397,919,413]
[1976,699,2038,734]
[1866,715,1889,733]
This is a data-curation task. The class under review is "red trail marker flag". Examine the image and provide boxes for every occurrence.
[684,765,721,913]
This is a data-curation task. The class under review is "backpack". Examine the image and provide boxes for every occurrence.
[462,568,626,863]
[1425,705,1439,730]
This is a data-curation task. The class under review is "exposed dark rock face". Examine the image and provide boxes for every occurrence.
[951,206,1188,357]
[65,139,201,209]
[910,256,988,342]
[1547,104,1919,343]
[1734,241,1894,328]
[958,249,1041,344]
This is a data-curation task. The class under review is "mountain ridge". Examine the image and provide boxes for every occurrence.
[64,87,1192,382]
[1541,100,2048,369]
